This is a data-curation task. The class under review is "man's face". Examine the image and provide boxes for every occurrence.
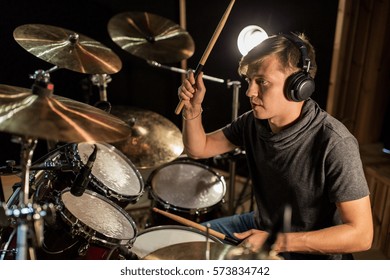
[245,54,297,124]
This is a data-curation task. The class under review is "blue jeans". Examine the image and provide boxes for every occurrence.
[201,211,257,244]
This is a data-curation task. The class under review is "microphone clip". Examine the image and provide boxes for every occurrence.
[70,144,98,197]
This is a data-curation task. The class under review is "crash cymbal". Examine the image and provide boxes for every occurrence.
[108,11,195,63]
[110,106,184,169]
[13,24,122,74]
[0,84,31,101]
[143,241,233,260]
[0,84,131,143]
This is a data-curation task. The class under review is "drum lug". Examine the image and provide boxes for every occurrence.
[163,205,170,211]
[78,242,89,257]
[189,209,201,216]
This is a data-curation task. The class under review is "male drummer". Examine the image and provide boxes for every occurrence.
[177,33,373,260]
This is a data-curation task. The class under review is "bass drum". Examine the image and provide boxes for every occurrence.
[147,159,226,225]
[130,225,222,259]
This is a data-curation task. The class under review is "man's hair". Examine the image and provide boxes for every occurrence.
[238,33,317,78]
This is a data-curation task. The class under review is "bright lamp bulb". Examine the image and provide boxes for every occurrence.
[237,25,268,56]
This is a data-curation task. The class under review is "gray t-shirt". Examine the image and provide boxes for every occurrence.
[222,99,369,259]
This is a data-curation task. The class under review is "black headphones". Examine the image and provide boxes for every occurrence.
[281,33,315,102]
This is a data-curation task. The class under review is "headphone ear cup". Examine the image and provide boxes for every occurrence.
[284,71,315,102]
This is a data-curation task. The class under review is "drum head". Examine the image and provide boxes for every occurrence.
[77,142,143,197]
[149,161,225,210]
[131,225,221,259]
[61,189,137,245]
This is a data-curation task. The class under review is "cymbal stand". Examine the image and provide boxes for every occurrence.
[29,66,62,151]
[0,73,56,260]
[226,80,241,215]
[91,74,112,112]
[0,177,4,203]
[0,137,50,259]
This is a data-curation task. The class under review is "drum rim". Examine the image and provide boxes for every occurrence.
[76,142,145,201]
[135,225,223,244]
[58,188,138,247]
[146,159,226,212]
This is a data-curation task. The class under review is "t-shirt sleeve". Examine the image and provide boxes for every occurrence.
[325,136,370,203]
[222,111,250,147]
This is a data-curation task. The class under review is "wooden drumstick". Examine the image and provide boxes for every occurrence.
[152,207,240,245]
[174,0,236,115]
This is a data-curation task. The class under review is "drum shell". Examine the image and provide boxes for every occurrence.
[29,188,138,259]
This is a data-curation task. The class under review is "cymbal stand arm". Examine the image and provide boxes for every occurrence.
[226,81,241,215]
[91,74,112,102]
[29,66,58,83]
[147,60,225,83]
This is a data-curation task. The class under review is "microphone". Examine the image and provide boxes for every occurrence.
[70,144,98,197]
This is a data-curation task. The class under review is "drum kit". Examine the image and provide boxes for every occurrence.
[0,10,278,261]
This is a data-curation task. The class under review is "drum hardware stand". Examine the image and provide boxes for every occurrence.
[0,74,57,259]
[233,176,254,214]
[205,223,211,260]
[91,74,112,113]
[226,80,241,215]
[0,136,55,259]
[0,171,5,203]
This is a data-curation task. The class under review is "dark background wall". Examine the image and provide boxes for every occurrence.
[0,0,338,168]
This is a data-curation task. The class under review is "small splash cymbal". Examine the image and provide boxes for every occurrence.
[0,84,131,143]
[108,11,195,63]
[110,106,184,169]
[13,24,122,74]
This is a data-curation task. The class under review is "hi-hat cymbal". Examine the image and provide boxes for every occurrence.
[13,24,122,74]
[110,106,184,169]
[108,11,195,63]
[0,84,131,143]
[143,241,283,260]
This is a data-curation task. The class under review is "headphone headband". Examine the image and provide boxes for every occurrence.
[280,33,311,73]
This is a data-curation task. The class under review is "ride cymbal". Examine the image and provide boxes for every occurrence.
[108,11,195,63]
[0,84,131,143]
[13,24,122,74]
[110,106,184,169]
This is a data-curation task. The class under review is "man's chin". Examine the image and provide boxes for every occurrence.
[252,107,266,119]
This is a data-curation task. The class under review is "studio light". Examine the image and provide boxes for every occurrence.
[237,25,268,56]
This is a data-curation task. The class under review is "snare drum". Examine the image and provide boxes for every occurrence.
[147,160,226,225]
[39,188,138,259]
[73,142,144,207]
[130,225,222,259]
